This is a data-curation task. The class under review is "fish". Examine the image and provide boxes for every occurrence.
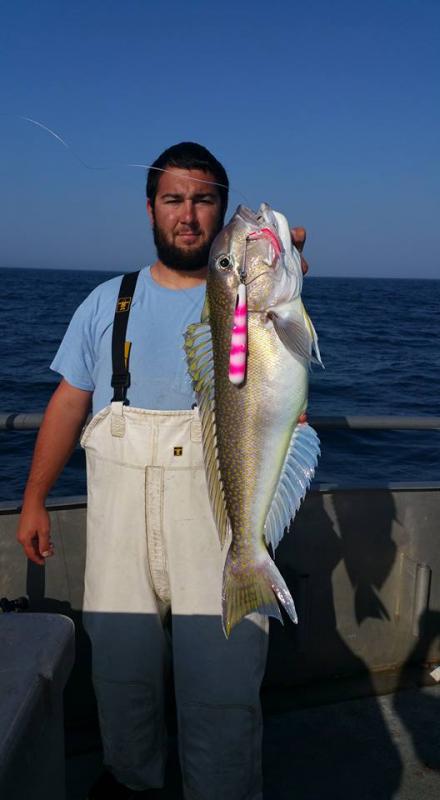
[184,203,322,637]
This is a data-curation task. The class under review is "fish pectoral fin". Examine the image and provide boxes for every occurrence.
[268,302,313,362]
[222,548,297,638]
[264,422,320,551]
[302,304,324,367]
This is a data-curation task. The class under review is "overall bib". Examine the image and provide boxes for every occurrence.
[80,275,269,800]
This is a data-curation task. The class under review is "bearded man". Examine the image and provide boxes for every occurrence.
[17,142,308,800]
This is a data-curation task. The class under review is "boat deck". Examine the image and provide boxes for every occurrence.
[65,680,440,799]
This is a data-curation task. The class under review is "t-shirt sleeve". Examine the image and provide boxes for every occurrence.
[50,296,97,391]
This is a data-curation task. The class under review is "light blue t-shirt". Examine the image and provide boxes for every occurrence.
[50,267,206,414]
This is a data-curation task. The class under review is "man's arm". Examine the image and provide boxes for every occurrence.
[17,379,92,565]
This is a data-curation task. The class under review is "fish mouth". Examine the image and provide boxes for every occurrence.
[228,204,285,287]
[235,205,261,227]
[235,206,283,255]
[242,227,284,286]
[246,227,282,257]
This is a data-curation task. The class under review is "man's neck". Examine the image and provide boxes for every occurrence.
[150,260,207,290]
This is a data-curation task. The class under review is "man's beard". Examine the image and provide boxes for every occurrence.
[153,222,220,272]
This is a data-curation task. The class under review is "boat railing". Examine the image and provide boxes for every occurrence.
[1,412,440,431]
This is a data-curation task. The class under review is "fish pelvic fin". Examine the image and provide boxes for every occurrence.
[222,547,298,638]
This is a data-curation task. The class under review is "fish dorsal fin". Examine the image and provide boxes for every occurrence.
[264,422,320,551]
[184,321,231,548]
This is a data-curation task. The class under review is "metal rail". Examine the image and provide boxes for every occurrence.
[1,412,440,432]
[310,416,440,430]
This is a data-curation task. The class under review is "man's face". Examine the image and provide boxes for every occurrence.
[147,168,224,271]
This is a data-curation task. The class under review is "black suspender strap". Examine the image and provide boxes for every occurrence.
[111,270,140,403]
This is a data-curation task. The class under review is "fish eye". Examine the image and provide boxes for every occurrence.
[216,254,234,270]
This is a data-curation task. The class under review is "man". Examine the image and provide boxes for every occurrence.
[17,142,309,800]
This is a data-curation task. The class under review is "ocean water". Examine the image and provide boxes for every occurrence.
[1,267,439,502]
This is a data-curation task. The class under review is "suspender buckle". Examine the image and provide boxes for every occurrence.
[111,371,131,402]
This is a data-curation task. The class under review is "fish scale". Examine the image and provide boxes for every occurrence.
[213,315,301,535]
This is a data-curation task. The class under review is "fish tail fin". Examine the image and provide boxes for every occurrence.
[222,547,298,638]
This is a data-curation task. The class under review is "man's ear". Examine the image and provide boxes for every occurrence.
[146,199,154,225]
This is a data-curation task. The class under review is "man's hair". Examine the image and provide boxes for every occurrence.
[146,142,229,220]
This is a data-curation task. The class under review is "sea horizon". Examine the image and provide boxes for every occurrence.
[1,264,439,281]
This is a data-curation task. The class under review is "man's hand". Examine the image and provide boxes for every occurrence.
[17,504,53,566]
[291,227,308,275]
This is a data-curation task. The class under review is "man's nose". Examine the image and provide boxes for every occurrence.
[180,201,197,224]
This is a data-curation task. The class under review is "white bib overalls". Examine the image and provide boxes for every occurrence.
[81,401,268,799]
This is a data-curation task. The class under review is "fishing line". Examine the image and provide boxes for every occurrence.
[127,162,231,192]
[2,114,250,202]
[16,116,107,171]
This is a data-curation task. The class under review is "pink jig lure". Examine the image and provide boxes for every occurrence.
[228,281,248,385]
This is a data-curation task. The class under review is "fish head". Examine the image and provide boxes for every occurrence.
[208,203,303,312]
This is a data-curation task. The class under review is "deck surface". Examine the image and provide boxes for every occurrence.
[66,684,440,799]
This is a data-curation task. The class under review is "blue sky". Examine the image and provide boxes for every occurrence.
[0,0,438,277]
